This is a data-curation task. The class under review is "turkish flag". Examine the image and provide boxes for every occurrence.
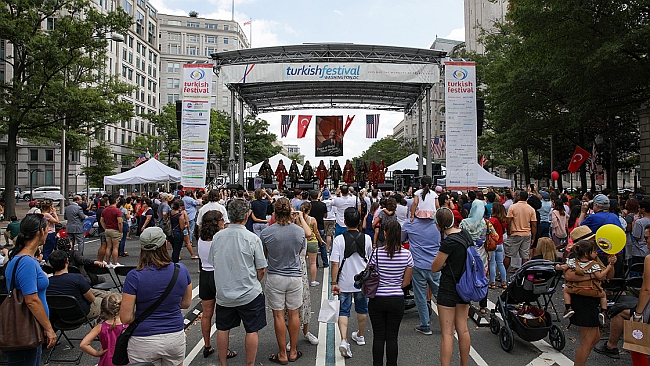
[297,115,312,138]
[343,115,355,136]
[567,145,591,173]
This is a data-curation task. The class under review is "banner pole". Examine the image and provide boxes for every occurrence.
[238,99,245,186]
[230,89,236,185]
[426,88,432,177]
[418,98,423,177]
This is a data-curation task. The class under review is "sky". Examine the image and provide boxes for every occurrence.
[150,0,465,164]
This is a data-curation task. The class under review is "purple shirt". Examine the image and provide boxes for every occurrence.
[368,247,413,297]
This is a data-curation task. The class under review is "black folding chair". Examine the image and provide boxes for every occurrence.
[113,265,137,292]
[84,264,120,291]
[45,294,97,365]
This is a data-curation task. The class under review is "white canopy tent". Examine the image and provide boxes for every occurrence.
[437,163,513,188]
[244,153,303,177]
[387,154,446,174]
[103,158,181,185]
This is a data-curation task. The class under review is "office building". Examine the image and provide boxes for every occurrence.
[464,0,508,54]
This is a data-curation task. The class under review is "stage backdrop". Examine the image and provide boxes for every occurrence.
[315,116,343,157]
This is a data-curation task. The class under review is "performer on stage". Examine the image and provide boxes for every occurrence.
[368,160,378,189]
[302,160,315,183]
[343,159,355,185]
[289,159,300,188]
[316,160,329,189]
[258,158,273,184]
[357,161,368,189]
[331,160,342,188]
[275,159,289,190]
[378,159,387,184]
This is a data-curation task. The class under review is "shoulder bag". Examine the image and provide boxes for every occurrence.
[484,219,499,252]
[354,248,380,298]
[0,256,46,351]
[112,263,180,365]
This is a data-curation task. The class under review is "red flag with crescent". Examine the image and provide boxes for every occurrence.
[567,145,590,173]
[343,115,355,136]
[297,115,312,138]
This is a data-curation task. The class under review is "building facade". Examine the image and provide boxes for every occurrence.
[464,0,508,54]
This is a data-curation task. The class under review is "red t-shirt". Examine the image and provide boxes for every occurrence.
[489,217,507,244]
[102,205,122,230]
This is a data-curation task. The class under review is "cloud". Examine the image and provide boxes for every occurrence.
[148,0,186,15]
[333,9,343,16]
[444,27,465,42]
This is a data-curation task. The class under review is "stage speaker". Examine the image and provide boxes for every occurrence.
[377,183,394,191]
[299,184,315,190]
[246,178,255,191]
[226,184,242,190]
[262,184,276,189]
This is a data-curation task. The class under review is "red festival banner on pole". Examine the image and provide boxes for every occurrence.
[342,115,355,136]
[297,115,312,138]
[567,145,591,173]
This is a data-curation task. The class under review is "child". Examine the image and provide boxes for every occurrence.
[557,240,614,325]
[80,294,126,366]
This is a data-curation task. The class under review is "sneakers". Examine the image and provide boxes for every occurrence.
[310,281,320,287]
[304,332,319,345]
[594,342,620,359]
[351,331,365,346]
[563,309,575,319]
[339,340,352,358]
[415,325,433,335]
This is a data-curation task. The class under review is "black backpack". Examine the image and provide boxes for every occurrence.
[336,231,367,281]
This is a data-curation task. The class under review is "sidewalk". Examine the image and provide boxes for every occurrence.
[1,200,67,236]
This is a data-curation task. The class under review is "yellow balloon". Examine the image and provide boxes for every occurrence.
[595,224,626,255]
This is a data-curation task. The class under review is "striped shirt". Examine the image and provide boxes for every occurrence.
[368,247,414,297]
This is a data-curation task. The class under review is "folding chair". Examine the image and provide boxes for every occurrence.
[113,265,136,292]
[45,294,97,365]
[84,264,120,291]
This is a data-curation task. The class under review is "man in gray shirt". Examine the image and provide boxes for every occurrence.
[210,199,267,366]
[261,197,306,364]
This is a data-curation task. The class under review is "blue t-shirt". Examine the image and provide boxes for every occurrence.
[47,273,92,315]
[122,263,191,336]
[5,255,50,317]
[485,203,493,219]
[401,217,441,270]
[581,211,624,254]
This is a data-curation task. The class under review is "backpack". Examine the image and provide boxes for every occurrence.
[450,234,489,302]
[151,200,160,222]
[335,231,367,282]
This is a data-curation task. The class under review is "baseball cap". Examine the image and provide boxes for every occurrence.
[540,191,550,200]
[323,190,331,199]
[570,226,595,242]
[593,194,609,206]
[140,227,167,251]
[435,186,443,193]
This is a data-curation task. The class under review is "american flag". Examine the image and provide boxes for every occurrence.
[280,115,294,138]
[431,138,443,156]
[133,153,147,167]
[586,143,597,172]
[366,114,379,138]
[479,155,489,167]
[243,20,251,26]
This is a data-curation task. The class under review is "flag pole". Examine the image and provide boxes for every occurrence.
[249,18,252,48]
[231,0,234,21]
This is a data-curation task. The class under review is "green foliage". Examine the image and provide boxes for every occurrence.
[81,142,117,187]
[140,103,180,165]
[241,116,282,165]
[354,138,417,167]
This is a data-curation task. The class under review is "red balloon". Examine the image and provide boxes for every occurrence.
[551,171,560,180]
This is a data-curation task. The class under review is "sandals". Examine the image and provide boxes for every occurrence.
[269,353,289,365]
[191,255,200,260]
[289,350,303,362]
[501,282,508,289]
[480,307,488,314]
[489,282,497,289]
[227,349,237,359]
[203,347,236,359]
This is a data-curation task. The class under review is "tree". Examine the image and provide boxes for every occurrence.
[141,102,182,165]
[81,142,117,187]
[354,137,417,167]
[189,11,198,17]
[0,0,133,216]
[240,116,282,165]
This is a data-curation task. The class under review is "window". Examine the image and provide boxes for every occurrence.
[122,65,127,77]
[152,67,156,77]
[167,44,181,54]
[121,133,125,144]
[122,48,127,60]
[234,25,238,31]
[186,46,198,55]
[147,5,156,18]
[210,96,216,105]
[205,23,217,29]
[167,33,180,41]
[204,47,218,56]
[186,22,199,28]
[30,149,38,161]
[128,36,133,47]
[205,36,215,43]
[128,68,133,80]
[167,62,179,73]
[222,96,228,107]
[211,80,216,90]
[167,20,182,26]
[439,121,446,131]
[147,124,151,134]
[45,167,54,185]
[141,121,144,132]
[136,11,144,35]
[141,45,146,56]
[147,94,151,105]
[122,0,132,14]
[29,166,38,186]
[167,78,179,88]
[233,39,237,45]
[167,94,180,103]
[136,42,141,53]
[223,25,229,31]
[223,37,229,44]
[136,56,140,69]
[128,134,132,143]
[152,82,156,92]
[148,50,153,61]
[148,64,152,76]
[46,18,56,30]
[153,54,157,63]
[45,150,54,161]
[187,34,198,42]
[148,22,155,44]
[135,120,139,132]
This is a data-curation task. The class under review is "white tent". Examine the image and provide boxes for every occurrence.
[103,158,181,185]
[437,163,513,188]
[387,154,446,173]
[244,153,303,176]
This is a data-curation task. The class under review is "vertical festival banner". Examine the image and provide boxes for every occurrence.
[315,116,344,157]
[180,64,213,188]
[445,61,478,191]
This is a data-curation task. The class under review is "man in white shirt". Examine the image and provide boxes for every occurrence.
[331,185,358,237]
[197,189,230,230]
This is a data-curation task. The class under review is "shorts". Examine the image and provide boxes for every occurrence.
[436,286,470,308]
[128,329,186,366]
[307,241,319,253]
[265,273,303,311]
[104,229,121,243]
[216,293,267,333]
[324,220,335,237]
[504,235,531,260]
[339,291,368,317]
[335,223,348,237]
[569,294,600,328]
[99,232,106,244]
[199,269,216,301]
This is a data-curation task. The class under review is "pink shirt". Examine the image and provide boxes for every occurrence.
[98,321,128,366]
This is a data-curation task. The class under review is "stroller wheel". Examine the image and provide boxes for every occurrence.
[499,326,514,352]
[489,314,500,335]
[549,324,565,351]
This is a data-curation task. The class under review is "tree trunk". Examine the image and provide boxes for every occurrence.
[522,145,531,186]
[609,131,618,193]
[5,123,19,218]
[579,130,588,192]
[557,173,563,192]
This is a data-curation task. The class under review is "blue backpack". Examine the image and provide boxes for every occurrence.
[452,236,489,302]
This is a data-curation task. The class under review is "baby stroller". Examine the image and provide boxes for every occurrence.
[489,259,565,352]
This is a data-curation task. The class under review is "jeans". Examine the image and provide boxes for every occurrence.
[188,219,196,244]
[412,267,440,328]
[172,231,184,263]
[43,232,57,262]
[318,229,329,267]
[489,244,507,283]
[368,296,405,366]
[5,345,42,366]
[252,223,267,238]
[119,224,128,256]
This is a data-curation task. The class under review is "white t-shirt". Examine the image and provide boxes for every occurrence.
[323,199,335,220]
[331,195,357,227]
[414,189,438,212]
[196,201,230,225]
[331,232,373,293]
[198,238,214,271]
[396,204,408,226]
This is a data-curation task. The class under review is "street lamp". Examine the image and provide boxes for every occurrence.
[19,168,44,201]
[69,172,84,197]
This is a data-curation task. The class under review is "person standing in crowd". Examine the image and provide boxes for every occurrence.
[298,201,324,286]
[503,191,514,212]
[373,197,398,248]
[460,200,491,313]
[250,188,270,238]
[322,189,336,250]
[169,200,187,263]
[537,191,552,243]
[197,190,230,230]
[138,198,155,235]
[332,185,358,237]
[488,202,509,289]
[630,200,650,267]
[363,202,380,244]
[551,198,568,248]
[65,195,87,254]
[40,200,59,262]
[99,196,123,268]
[331,208,373,359]
[503,190,537,271]
[4,215,20,246]
[368,220,413,366]
[210,199,267,366]
[402,199,441,335]
[3,214,57,365]
[120,227,193,365]
[309,190,329,268]
[261,198,306,364]
[182,189,201,244]
[431,207,473,366]
[118,198,131,257]
[410,176,438,220]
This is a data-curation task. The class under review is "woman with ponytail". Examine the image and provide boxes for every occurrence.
[40,200,60,262]
[410,175,438,221]
[3,214,57,365]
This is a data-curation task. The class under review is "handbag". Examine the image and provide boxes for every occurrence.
[355,248,380,298]
[484,219,499,252]
[112,264,180,365]
[161,218,172,237]
[624,320,650,355]
[317,296,340,323]
[0,256,46,351]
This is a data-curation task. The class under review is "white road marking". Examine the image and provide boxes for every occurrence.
[316,266,345,366]
[184,324,216,365]
[430,302,489,366]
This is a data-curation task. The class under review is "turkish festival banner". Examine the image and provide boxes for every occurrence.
[180,64,213,188]
[315,116,344,157]
[445,61,478,191]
